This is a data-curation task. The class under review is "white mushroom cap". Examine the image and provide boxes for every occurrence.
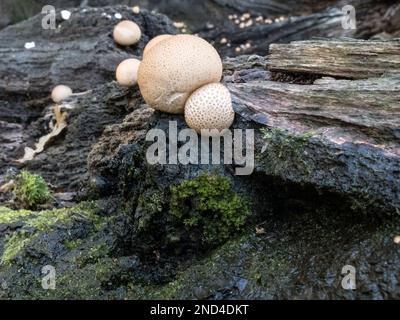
[113,20,141,46]
[138,34,223,114]
[116,58,141,87]
[143,34,173,57]
[51,85,73,103]
[184,83,234,135]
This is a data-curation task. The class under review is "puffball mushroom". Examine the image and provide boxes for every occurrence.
[113,20,141,46]
[143,34,173,57]
[116,58,141,87]
[138,34,223,114]
[51,85,73,103]
[184,83,234,135]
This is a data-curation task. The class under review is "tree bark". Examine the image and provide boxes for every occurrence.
[0,6,176,189]
[268,39,400,79]
[0,7,399,213]
[224,40,400,213]
[0,6,177,97]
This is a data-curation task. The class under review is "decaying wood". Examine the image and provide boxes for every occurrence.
[226,44,400,212]
[0,6,177,97]
[0,5,399,212]
[0,6,176,188]
[268,39,400,79]
[230,76,400,140]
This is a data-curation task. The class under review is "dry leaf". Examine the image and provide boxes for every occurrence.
[17,121,67,163]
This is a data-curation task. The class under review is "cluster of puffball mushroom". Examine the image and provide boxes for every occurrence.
[51,19,234,136]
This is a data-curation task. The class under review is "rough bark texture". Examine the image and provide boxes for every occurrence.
[1,3,400,300]
[223,39,400,213]
[2,0,400,57]
[0,6,177,97]
[268,39,400,79]
[0,6,176,189]
[229,77,400,213]
[1,8,398,210]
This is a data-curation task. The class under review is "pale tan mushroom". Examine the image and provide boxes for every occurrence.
[143,34,173,57]
[138,34,222,114]
[113,20,141,46]
[116,58,141,87]
[184,83,234,135]
[51,85,73,103]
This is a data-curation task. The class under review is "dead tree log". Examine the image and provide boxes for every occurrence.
[0,6,177,97]
[225,39,400,213]
[228,76,399,212]
[0,7,398,213]
[268,39,400,78]
[0,6,176,188]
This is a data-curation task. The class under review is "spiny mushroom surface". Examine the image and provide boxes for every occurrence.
[184,83,234,135]
[113,20,141,46]
[51,85,73,103]
[143,34,173,57]
[116,58,141,87]
[138,34,223,114]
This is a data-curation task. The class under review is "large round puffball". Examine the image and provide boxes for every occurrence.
[113,20,141,46]
[116,58,141,87]
[138,34,223,114]
[184,83,234,135]
[143,34,173,57]
[51,85,73,103]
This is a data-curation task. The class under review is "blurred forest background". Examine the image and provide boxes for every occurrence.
[1,0,400,57]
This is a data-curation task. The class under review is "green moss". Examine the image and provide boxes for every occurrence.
[247,251,291,290]
[169,173,250,246]
[63,239,83,250]
[0,202,100,266]
[26,208,70,231]
[139,192,163,214]
[137,190,165,231]
[0,206,32,224]
[1,231,31,265]
[259,128,315,176]
[13,171,51,209]
[124,234,291,299]
[77,243,111,266]
[22,202,99,231]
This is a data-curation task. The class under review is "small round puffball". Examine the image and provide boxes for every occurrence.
[143,34,173,57]
[184,83,234,135]
[113,20,141,46]
[116,58,141,87]
[51,85,73,103]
